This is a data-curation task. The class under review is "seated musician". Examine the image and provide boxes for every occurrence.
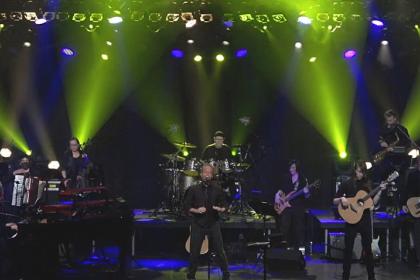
[333,160,386,280]
[202,131,232,162]
[61,137,90,189]
[403,156,420,268]
[274,160,310,250]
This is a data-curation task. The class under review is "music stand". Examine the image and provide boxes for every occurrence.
[247,200,277,280]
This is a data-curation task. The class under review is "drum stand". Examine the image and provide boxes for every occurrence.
[229,179,255,216]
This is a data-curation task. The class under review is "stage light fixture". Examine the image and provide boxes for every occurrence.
[0,24,4,31]
[182,149,189,157]
[295,42,303,49]
[90,13,103,23]
[239,14,253,22]
[84,24,99,32]
[106,41,112,46]
[365,161,373,170]
[43,12,56,22]
[108,16,122,24]
[408,148,420,159]
[350,14,362,21]
[256,14,269,24]
[131,11,145,21]
[24,12,38,22]
[297,16,312,25]
[185,19,197,28]
[61,47,75,56]
[181,12,194,22]
[0,148,12,158]
[166,13,180,22]
[171,49,184,58]
[26,150,32,156]
[194,55,202,62]
[101,54,109,60]
[200,13,213,23]
[333,14,345,23]
[23,41,31,47]
[381,40,389,46]
[235,49,248,58]
[57,12,70,21]
[222,41,230,46]
[10,12,23,21]
[309,57,317,63]
[272,14,287,23]
[216,54,225,62]
[149,13,162,22]
[316,13,329,22]
[344,49,357,59]
[35,18,47,25]
[339,151,347,159]
[371,19,384,27]
[187,39,194,44]
[48,160,60,170]
[73,13,86,22]
[0,13,7,21]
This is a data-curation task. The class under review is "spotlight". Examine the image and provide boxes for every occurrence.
[222,41,230,46]
[171,49,184,58]
[272,14,287,23]
[194,55,202,62]
[108,16,123,24]
[295,42,303,49]
[24,12,37,22]
[223,20,233,28]
[10,12,23,21]
[408,148,420,159]
[166,13,180,22]
[381,40,389,46]
[215,54,225,62]
[182,149,189,157]
[26,150,32,156]
[149,13,162,22]
[309,57,317,63]
[90,13,104,23]
[84,24,98,32]
[72,13,86,22]
[371,19,384,27]
[48,160,60,170]
[365,161,373,170]
[344,49,357,59]
[333,14,345,23]
[181,12,194,22]
[239,14,253,22]
[131,11,145,21]
[297,16,312,25]
[339,151,348,159]
[256,14,270,24]
[187,39,194,44]
[200,14,213,23]
[61,47,75,56]
[101,54,109,60]
[0,148,12,158]
[185,19,197,28]
[23,41,31,47]
[106,41,113,46]
[35,18,47,25]
[316,13,329,22]
[231,148,238,157]
[235,49,248,58]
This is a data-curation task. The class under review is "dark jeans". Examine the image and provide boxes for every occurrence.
[275,206,305,248]
[343,215,375,280]
[187,221,229,279]
[414,218,420,262]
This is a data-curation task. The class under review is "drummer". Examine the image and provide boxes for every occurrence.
[202,131,232,162]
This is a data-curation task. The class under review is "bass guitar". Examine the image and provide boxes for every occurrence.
[338,171,399,224]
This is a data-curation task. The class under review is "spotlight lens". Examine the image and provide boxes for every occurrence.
[0,148,12,158]
[297,16,312,25]
[222,41,230,46]
[194,55,202,62]
[309,57,317,63]
[23,42,31,47]
[108,16,123,24]
[216,54,225,62]
[408,149,420,159]
[381,40,389,46]
[35,18,47,25]
[371,19,384,27]
[106,41,113,46]
[171,49,184,58]
[61,47,75,56]
[101,54,109,60]
[235,49,248,58]
[182,150,189,157]
[295,42,303,49]
[365,161,373,170]
[344,49,357,59]
[48,160,60,170]
[339,151,348,159]
[187,39,194,44]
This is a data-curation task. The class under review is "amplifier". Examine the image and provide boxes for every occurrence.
[328,232,362,260]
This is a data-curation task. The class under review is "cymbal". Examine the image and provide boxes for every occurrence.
[173,141,197,149]
[161,153,186,162]
[235,162,251,168]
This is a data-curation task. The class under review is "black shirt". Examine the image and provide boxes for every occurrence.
[184,181,227,227]
[405,169,420,199]
[62,151,90,180]
[279,174,309,208]
[380,124,411,148]
[335,177,372,221]
[202,144,231,161]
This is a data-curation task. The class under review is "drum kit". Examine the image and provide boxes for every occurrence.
[159,142,253,216]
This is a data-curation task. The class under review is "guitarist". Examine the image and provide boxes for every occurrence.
[333,160,385,280]
[184,163,230,280]
[403,156,420,268]
[274,160,310,250]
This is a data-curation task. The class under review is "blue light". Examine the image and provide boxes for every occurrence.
[371,19,384,27]
[61,47,75,56]
[171,49,184,58]
[235,49,248,58]
[224,21,233,28]
[135,259,188,271]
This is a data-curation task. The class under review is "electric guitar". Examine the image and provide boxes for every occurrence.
[406,197,420,218]
[185,227,209,255]
[274,179,320,215]
[338,171,399,224]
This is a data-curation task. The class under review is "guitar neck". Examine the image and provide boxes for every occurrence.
[363,184,383,201]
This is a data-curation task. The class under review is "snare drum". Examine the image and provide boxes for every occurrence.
[183,158,201,177]
[219,159,234,174]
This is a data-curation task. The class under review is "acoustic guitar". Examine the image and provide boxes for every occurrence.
[338,171,399,224]
[185,227,209,254]
[274,179,320,215]
[407,197,420,218]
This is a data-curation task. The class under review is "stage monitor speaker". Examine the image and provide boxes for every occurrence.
[266,248,305,271]
[328,232,362,260]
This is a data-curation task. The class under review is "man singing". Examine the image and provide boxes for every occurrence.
[184,164,230,280]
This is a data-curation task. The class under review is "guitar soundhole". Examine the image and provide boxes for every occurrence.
[357,199,364,207]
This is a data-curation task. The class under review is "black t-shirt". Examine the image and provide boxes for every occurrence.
[202,144,231,161]
[184,181,227,227]
[380,124,411,148]
[405,169,420,200]
[62,151,89,180]
[278,174,308,209]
